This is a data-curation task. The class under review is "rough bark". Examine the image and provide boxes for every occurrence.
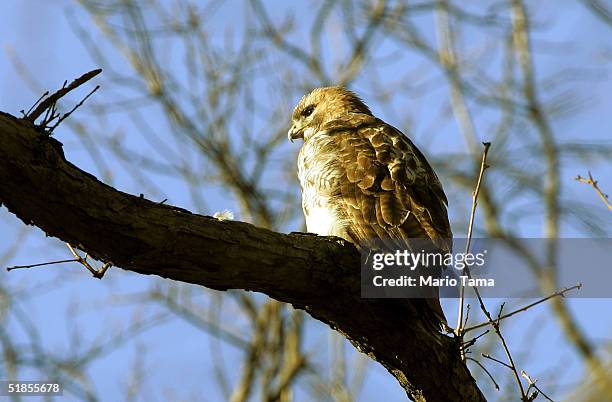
[0,111,485,401]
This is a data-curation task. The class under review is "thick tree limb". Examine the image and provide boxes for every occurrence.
[0,111,485,401]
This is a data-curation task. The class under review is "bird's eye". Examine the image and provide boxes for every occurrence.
[301,105,315,117]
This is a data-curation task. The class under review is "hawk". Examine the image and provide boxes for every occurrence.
[288,86,452,329]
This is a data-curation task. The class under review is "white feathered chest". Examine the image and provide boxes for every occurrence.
[297,130,349,239]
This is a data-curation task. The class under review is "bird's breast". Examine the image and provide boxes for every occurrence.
[297,135,348,238]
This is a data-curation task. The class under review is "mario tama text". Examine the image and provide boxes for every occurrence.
[360,244,493,299]
[361,238,612,299]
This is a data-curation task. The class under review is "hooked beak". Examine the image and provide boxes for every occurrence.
[288,124,304,142]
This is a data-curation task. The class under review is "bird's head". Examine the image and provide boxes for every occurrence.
[288,86,372,142]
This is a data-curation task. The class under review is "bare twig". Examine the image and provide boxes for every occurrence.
[66,243,112,279]
[26,68,102,122]
[467,357,500,390]
[6,245,112,279]
[41,100,58,128]
[470,284,528,400]
[21,91,49,117]
[464,283,582,333]
[482,353,513,370]
[575,171,612,211]
[463,303,471,330]
[450,142,528,399]
[461,329,490,351]
[478,302,527,400]
[48,85,100,132]
[456,141,491,338]
[522,370,555,402]
[6,258,79,271]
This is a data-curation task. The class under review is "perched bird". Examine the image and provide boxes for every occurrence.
[288,86,452,329]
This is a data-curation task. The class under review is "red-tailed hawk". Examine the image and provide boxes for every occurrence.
[288,86,452,329]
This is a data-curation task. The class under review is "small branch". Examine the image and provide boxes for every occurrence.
[447,139,526,400]
[464,283,582,333]
[463,304,471,330]
[66,243,112,279]
[478,301,527,400]
[21,91,49,117]
[47,85,100,132]
[456,142,491,339]
[6,258,79,272]
[461,329,490,352]
[575,171,612,211]
[522,370,555,402]
[6,245,112,279]
[482,353,513,370]
[41,100,58,128]
[467,357,500,390]
[26,68,102,123]
[496,303,505,319]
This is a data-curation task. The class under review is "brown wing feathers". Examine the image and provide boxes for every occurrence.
[325,116,451,252]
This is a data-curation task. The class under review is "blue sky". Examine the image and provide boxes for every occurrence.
[1,1,611,401]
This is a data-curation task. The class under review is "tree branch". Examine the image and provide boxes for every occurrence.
[575,171,612,211]
[0,111,485,401]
